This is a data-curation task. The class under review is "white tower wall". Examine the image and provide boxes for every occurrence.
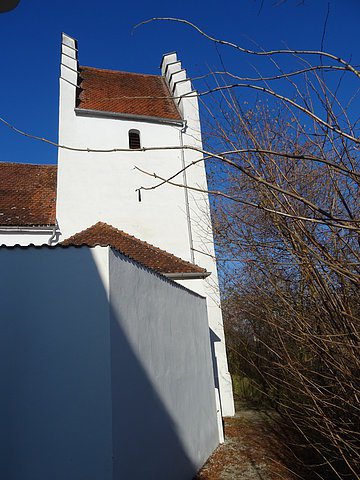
[56,34,235,416]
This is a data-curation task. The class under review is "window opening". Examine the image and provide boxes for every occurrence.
[129,130,141,149]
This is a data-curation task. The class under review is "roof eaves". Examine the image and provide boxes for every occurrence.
[0,224,55,230]
[75,107,184,125]
[110,248,206,299]
[164,271,211,280]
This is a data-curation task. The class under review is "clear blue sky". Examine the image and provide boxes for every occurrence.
[0,0,359,165]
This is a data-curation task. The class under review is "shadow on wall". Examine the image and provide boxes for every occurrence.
[109,250,219,479]
[209,328,220,391]
[110,308,196,479]
[0,247,197,480]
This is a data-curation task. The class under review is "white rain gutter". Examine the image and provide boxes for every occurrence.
[178,120,196,264]
[75,108,184,127]
[0,225,54,233]
[164,271,211,280]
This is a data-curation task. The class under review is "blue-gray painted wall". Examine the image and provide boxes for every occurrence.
[109,250,219,479]
[0,247,113,480]
[0,246,219,479]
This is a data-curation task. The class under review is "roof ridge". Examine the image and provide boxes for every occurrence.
[0,162,57,168]
[80,65,161,78]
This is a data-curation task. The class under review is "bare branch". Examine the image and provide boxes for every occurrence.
[135,17,360,78]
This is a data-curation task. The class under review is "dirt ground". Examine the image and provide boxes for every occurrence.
[195,403,297,480]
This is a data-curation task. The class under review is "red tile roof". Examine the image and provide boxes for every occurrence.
[77,66,182,121]
[61,222,207,275]
[0,163,57,226]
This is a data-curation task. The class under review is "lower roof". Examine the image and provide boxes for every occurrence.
[0,162,57,227]
[61,222,207,276]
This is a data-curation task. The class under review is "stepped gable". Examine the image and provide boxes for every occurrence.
[77,66,182,121]
[0,163,57,226]
[61,222,207,275]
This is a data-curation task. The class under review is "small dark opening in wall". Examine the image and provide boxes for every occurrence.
[129,130,141,149]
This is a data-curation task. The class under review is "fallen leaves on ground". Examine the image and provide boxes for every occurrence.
[196,405,297,480]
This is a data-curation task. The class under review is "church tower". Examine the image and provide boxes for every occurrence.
[57,34,235,417]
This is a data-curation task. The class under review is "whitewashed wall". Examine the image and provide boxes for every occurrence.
[109,250,219,478]
[0,228,57,246]
[176,278,235,414]
[57,114,193,260]
[0,246,220,479]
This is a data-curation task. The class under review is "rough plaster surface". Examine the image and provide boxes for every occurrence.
[109,249,219,479]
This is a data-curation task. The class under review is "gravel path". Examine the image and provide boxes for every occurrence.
[195,404,296,480]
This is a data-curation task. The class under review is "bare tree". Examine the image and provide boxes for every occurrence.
[211,101,359,479]
[135,19,360,479]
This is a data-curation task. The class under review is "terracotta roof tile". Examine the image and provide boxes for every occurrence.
[77,66,182,121]
[0,163,57,226]
[61,222,207,275]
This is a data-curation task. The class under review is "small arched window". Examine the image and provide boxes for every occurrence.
[129,129,141,149]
